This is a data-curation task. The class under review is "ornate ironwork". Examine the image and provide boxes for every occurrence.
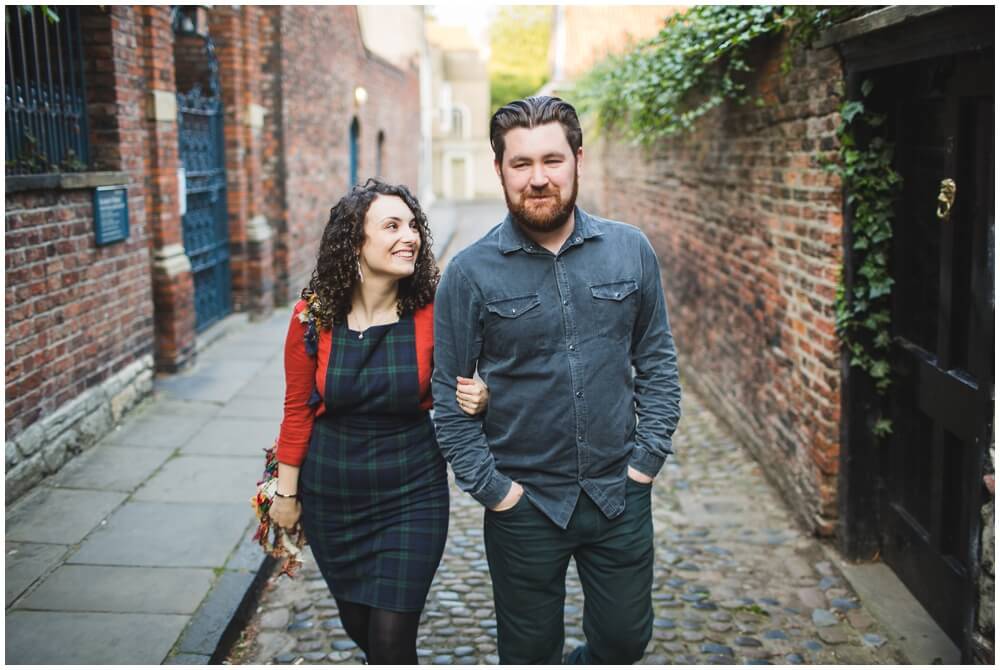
[5,6,89,175]
[176,29,231,331]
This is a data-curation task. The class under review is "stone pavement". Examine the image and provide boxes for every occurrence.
[3,199,470,665]
[4,309,291,664]
[228,387,908,666]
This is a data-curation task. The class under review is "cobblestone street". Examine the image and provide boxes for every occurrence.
[231,384,906,665]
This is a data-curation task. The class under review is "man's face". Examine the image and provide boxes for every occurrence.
[495,122,582,233]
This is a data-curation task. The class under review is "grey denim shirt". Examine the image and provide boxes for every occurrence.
[432,207,682,529]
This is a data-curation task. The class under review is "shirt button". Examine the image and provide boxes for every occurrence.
[562,299,569,306]
[511,309,516,314]
[575,391,583,398]
[569,344,575,351]
[615,292,621,298]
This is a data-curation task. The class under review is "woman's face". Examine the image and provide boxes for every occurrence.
[358,194,421,281]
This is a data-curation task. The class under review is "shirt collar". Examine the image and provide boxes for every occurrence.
[497,206,604,255]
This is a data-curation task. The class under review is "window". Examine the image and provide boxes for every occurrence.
[375,130,385,178]
[349,117,360,187]
[450,108,464,139]
[5,6,89,175]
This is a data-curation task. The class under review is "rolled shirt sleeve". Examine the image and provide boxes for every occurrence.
[628,235,682,478]
[432,261,513,509]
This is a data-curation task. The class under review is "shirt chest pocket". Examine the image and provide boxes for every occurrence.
[484,293,546,356]
[587,279,639,341]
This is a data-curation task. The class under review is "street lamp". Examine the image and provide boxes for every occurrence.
[354,86,368,107]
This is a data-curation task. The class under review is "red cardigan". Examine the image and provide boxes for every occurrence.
[276,300,435,466]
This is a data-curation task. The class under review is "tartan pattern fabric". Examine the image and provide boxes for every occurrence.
[299,315,449,612]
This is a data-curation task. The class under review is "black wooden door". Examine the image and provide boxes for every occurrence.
[879,50,993,646]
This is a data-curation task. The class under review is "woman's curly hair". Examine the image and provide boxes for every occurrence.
[304,178,439,329]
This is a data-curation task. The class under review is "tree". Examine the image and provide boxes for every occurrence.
[488,6,552,112]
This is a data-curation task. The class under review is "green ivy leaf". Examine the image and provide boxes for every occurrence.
[842,101,864,124]
[861,79,874,97]
[873,418,893,436]
[869,360,890,379]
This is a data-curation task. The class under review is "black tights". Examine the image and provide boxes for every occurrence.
[336,598,421,664]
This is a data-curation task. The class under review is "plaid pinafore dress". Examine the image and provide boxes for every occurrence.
[299,314,449,612]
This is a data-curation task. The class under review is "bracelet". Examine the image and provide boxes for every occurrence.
[274,491,299,499]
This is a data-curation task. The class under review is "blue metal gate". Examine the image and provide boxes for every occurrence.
[175,28,231,332]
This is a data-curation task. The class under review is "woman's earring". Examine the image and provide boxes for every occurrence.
[357,259,364,283]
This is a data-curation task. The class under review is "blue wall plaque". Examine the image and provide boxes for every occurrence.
[93,185,129,245]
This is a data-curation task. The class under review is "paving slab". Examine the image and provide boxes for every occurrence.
[824,547,960,664]
[5,610,189,664]
[144,396,224,417]
[219,317,287,346]
[154,370,259,404]
[69,501,249,568]
[105,410,215,449]
[132,455,261,504]
[15,564,215,614]
[5,542,69,607]
[49,445,172,492]
[225,518,271,572]
[5,487,127,545]
[217,395,284,421]
[182,417,281,457]
[232,379,285,401]
[200,338,281,358]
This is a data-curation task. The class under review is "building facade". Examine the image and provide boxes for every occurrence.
[570,6,993,663]
[426,22,499,201]
[5,5,421,502]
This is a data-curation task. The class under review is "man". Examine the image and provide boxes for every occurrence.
[432,96,681,664]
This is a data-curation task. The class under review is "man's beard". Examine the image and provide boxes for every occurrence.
[503,176,578,234]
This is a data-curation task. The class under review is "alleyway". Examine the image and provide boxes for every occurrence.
[229,201,907,666]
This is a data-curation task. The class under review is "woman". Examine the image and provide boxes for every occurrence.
[269,179,488,664]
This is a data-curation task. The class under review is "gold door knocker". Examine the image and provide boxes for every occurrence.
[936,178,957,220]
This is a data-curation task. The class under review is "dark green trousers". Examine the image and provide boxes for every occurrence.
[483,479,655,664]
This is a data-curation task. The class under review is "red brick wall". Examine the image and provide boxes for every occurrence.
[141,6,196,370]
[258,7,288,300]
[5,6,154,439]
[5,4,422,443]
[560,6,682,80]
[266,6,421,301]
[584,37,845,534]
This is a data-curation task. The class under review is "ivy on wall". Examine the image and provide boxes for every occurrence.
[572,5,864,144]
[571,5,899,433]
[829,82,902,436]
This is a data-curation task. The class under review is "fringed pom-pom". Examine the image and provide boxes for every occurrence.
[251,442,307,577]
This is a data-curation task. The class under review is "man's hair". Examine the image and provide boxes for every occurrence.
[489,96,582,164]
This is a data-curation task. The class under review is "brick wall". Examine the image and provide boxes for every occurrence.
[5,4,424,500]
[141,6,197,371]
[584,36,845,534]
[5,6,155,496]
[560,6,681,80]
[266,6,421,302]
[258,7,288,301]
